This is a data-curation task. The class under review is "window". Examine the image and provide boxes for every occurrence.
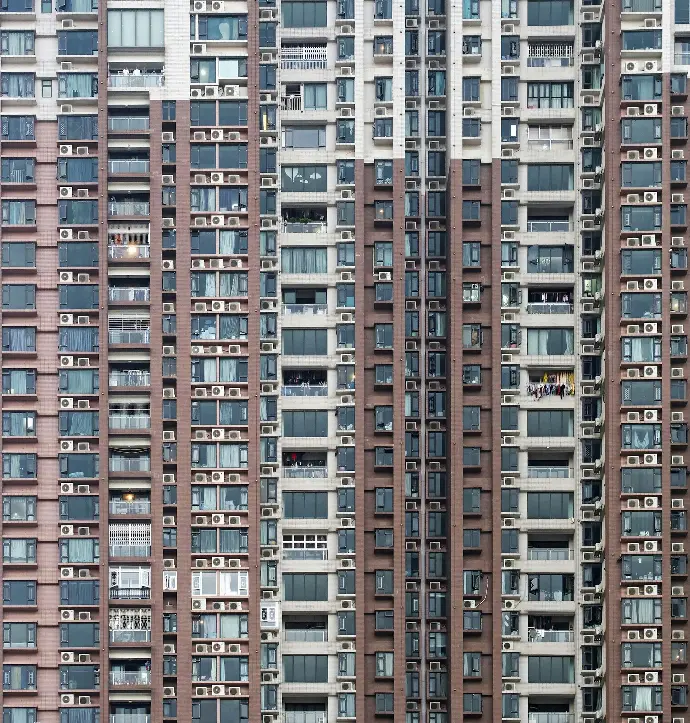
[283,655,328,683]
[3,623,35,649]
[527,410,574,437]
[1,116,35,142]
[2,666,36,691]
[283,329,327,355]
[283,573,328,601]
[527,492,573,518]
[622,74,663,101]
[2,285,35,310]
[2,538,36,564]
[376,652,394,677]
[3,710,37,723]
[527,82,574,109]
[527,0,573,24]
[3,497,36,522]
[527,164,573,191]
[0,74,34,98]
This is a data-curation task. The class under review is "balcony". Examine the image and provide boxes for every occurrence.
[283,466,327,478]
[109,629,152,643]
[528,715,573,723]
[109,288,151,303]
[282,548,328,561]
[108,244,150,259]
[108,117,151,132]
[282,304,329,316]
[527,302,574,314]
[281,94,303,111]
[526,220,571,233]
[110,716,150,723]
[108,202,150,218]
[109,500,151,515]
[527,548,573,561]
[109,455,151,473]
[282,220,326,234]
[108,72,164,89]
[109,414,151,431]
[110,586,151,600]
[527,628,574,643]
[282,384,328,397]
[109,160,150,175]
[109,371,151,388]
[284,713,327,723]
[526,43,575,68]
[109,544,151,558]
[108,328,151,345]
[527,466,572,479]
[284,628,327,643]
[281,45,328,70]
[110,670,151,687]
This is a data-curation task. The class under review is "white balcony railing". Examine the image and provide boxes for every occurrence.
[108,117,150,132]
[110,670,151,686]
[280,46,328,70]
[284,629,327,642]
[528,628,575,643]
[110,716,150,723]
[109,501,151,515]
[108,414,151,430]
[527,548,574,561]
[108,244,151,259]
[109,160,150,174]
[109,371,151,388]
[282,304,329,316]
[281,94,302,111]
[527,467,572,479]
[108,202,150,217]
[283,466,328,478]
[282,385,328,397]
[526,302,574,314]
[109,288,150,302]
[108,73,164,89]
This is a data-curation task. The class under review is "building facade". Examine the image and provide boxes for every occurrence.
[0,0,689,721]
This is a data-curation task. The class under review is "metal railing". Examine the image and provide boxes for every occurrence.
[282,221,326,233]
[108,117,150,132]
[281,94,302,111]
[284,714,327,723]
[110,670,151,686]
[526,221,571,233]
[282,385,328,397]
[528,715,574,723]
[284,629,327,642]
[108,330,150,344]
[108,74,164,88]
[526,302,574,314]
[527,548,574,561]
[283,466,328,478]
[527,467,572,478]
[676,53,690,65]
[527,56,574,67]
[108,202,150,217]
[108,244,151,259]
[282,304,329,315]
[109,371,151,388]
[109,716,150,723]
[528,628,575,643]
[109,160,150,174]
[281,46,328,70]
[109,545,151,558]
[109,586,151,600]
[108,414,151,430]
[109,456,151,472]
[526,137,574,150]
[282,549,328,561]
[109,501,151,515]
[109,629,152,643]
[109,288,150,302]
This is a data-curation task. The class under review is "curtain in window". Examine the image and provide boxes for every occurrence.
[59,74,96,98]
[219,443,247,468]
[192,272,216,297]
[5,538,32,561]
[64,412,95,436]
[61,370,95,394]
[632,687,653,711]
[219,230,248,254]
[626,598,655,624]
[220,486,248,510]
[219,358,245,382]
[1,74,34,97]
[64,539,95,563]
[191,188,216,213]
[304,83,327,109]
[281,247,327,273]
[192,486,216,510]
[3,202,32,224]
[59,327,97,352]
[4,328,34,351]
[5,370,28,394]
[219,272,247,297]
[193,358,217,382]
[192,443,217,468]
[219,316,247,339]
[219,188,248,212]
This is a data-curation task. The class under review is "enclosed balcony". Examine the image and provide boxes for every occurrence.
[528,711,573,723]
[108,66,165,89]
[527,615,574,643]
[284,706,328,723]
[108,282,150,304]
[527,457,573,479]
[108,317,150,345]
[282,452,327,478]
[526,372,575,399]
[527,538,573,562]
[282,369,328,397]
[284,616,328,642]
[110,565,151,600]
[282,288,328,316]
[108,110,150,133]
[527,42,575,67]
[109,607,152,643]
[109,492,151,516]
[108,153,150,176]
[110,712,150,723]
[110,664,151,687]
[109,366,151,389]
[109,521,151,558]
[109,450,151,473]
[108,195,150,219]
[526,289,574,314]
[526,212,571,233]
[282,533,328,560]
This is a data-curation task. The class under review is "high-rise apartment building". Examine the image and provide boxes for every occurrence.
[1,0,690,720]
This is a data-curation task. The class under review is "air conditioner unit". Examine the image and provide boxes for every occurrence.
[644,148,658,159]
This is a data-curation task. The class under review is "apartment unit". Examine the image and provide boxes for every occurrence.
[1,0,689,720]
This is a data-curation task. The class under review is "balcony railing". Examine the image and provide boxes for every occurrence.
[528,715,574,723]
[526,302,574,314]
[282,304,329,316]
[282,548,328,561]
[110,586,151,600]
[109,544,151,558]
[282,385,328,397]
[528,628,575,643]
[281,46,328,70]
[109,160,150,174]
[110,716,151,723]
[526,221,571,233]
[527,466,572,479]
[108,202,150,217]
[108,74,164,88]
[109,629,152,643]
[108,329,151,344]
[676,53,690,65]
[109,456,151,473]
[282,220,326,234]
[109,501,151,515]
[283,466,328,478]
[284,713,327,723]
[108,244,150,259]
[108,117,151,132]
[109,371,151,388]
[110,671,151,686]
[527,548,574,561]
[109,414,151,430]
[526,137,574,151]
[284,629,327,642]
[526,56,574,67]
[109,288,151,302]
[281,94,302,111]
